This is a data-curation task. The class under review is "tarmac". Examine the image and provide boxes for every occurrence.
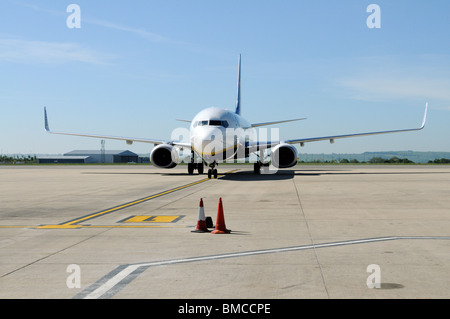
[1,164,449,299]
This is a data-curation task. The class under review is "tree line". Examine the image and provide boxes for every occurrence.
[0,155,37,164]
[300,156,450,164]
[428,158,450,164]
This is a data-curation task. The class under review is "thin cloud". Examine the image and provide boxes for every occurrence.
[11,1,185,46]
[86,19,185,45]
[0,37,113,65]
[338,77,450,102]
[333,55,450,110]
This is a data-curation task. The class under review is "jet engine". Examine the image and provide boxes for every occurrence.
[271,143,298,168]
[150,144,179,168]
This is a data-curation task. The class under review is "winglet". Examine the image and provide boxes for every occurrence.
[44,107,50,132]
[235,54,241,115]
[420,102,428,129]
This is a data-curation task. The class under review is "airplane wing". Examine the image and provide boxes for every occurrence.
[251,118,306,128]
[44,107,190,148]
[285,103,428,146]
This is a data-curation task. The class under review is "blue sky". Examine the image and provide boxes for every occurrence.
[1,0,449,155]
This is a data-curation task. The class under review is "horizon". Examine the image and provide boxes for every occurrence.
[3,150,450,156]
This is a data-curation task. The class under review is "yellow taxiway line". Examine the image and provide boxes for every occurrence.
[1,169,239,230]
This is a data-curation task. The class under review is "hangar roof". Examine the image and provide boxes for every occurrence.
[37,156,90,160]
[64,150,138,156]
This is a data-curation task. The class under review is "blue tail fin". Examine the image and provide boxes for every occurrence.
[235,54,241,115]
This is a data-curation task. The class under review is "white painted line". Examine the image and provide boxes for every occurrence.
[83,264,140,299]
[77,236,450,299]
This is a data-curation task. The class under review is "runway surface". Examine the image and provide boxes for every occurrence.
[1,164,449,299]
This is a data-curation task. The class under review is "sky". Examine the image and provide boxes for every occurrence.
[1,0,449,155]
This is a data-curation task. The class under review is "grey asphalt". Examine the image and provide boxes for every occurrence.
[1,164,449,299]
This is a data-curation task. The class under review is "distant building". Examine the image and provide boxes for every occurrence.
[37,156,94,164]
[64,150,139,163]
[37,150,139,164]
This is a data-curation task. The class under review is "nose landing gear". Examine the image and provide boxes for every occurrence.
[207,162,218,179]
[207,168,218,179]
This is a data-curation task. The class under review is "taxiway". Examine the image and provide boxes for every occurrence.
[1,164,449,298]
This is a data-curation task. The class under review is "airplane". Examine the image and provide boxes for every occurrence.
[44,55,428,179]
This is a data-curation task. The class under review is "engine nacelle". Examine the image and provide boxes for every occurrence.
[150,144,179,169]
[271,143,298,168]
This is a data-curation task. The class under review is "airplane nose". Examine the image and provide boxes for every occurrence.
[194,127,224,155]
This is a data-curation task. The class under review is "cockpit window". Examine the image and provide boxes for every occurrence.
[195,120,209,127]
[209,120,222,126]
[194,120,229,128]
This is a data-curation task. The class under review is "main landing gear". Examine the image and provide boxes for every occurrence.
[253,160,269,174]
[253,162,261,174]
[254,149,270,174]
[187,162,203,175]
[187,150,204,176]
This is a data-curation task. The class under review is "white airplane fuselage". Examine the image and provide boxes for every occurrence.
[190,106,253,165]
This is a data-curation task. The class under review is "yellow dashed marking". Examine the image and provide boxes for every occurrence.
[121,215,184,223]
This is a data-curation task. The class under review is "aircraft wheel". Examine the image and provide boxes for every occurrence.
[188,163,194,175]
[207,169,212,179]
[213,169,218,179]
[197,163,204,174]
[253,163,261,174]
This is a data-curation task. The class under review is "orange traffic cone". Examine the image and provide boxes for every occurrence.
[191,198,210,233]
[211,197,231,234]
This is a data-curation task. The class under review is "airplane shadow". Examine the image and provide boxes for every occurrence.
[219,170,295,181]
[221,167,450,180]
[82,167,450,179]
[82,172,158,175]
[82,169,295,180]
